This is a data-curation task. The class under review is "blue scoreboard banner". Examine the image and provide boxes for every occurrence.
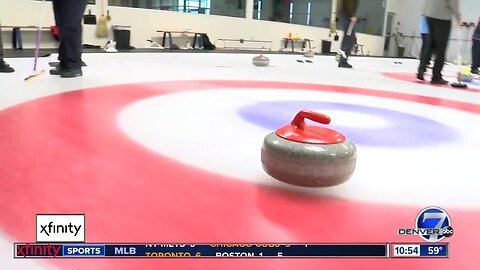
[14,243,448,258]
[391,243,449,258]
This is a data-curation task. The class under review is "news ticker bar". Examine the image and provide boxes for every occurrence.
[14,243,449,258]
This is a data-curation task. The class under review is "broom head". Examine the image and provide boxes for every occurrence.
[24,70,46,81]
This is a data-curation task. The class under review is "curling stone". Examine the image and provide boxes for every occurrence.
[304,50,315,58]
[457,70,474,82]
[261,110,356,187]
[252,54,270,67]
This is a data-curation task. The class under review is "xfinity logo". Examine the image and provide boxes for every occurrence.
[36,214,85,243]
[40,222,82,237]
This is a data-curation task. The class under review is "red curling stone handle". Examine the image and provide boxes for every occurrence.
[276,110,345,144]
[291,110,331,130]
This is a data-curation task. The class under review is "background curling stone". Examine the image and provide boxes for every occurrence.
[252,54,270,67]
[261,110,357,187]
[304,49,315,58]
[458,70,474,82]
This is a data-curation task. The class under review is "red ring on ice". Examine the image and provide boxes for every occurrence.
[0,80,478,270]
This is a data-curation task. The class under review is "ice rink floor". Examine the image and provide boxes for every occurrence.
[0,52,479,270]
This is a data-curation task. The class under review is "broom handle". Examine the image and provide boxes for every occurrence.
[34,0,46,71]
[457,26,462,69]
[347,21,354,36]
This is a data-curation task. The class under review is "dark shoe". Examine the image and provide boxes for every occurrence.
[60,69,82,78]
[472,68,479,75]
[49,67,62,75]
[49,61,87,67]
[338,60,353,68]
[431,78,449,85]
[416,72,425,81]
[0,61,15,73]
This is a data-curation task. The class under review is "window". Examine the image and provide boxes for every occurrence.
[337,0,385,36]
[34,0,95,3]
[109,0,248,18]
[178,0,211,14]
[254,0,332,27]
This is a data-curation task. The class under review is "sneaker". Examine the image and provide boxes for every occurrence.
[104,40,118,52]
[471,68,479,75]
[49,67,62,75]
[0,61,15,73]
[338,60,353,68]
[182,41,193,50]
[60,69,82,78]
[50,67,82,78]
[416,72,425,81]
[431,78,449,85]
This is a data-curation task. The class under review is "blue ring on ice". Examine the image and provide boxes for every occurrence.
[238,101,458,147]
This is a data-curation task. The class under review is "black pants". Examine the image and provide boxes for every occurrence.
[0,24,4,62]
[419,33,432,72]
[52,0,88,70]
[418,17,451,79]
[472,39,480,71]
[340,14,356,57]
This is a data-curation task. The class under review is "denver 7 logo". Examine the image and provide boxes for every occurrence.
[416,207,452,242]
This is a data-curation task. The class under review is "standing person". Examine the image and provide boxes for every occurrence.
[471,18,480,75]
[0,22,14,73]
[417,0,462,84]
[336,0,358,68]
[50,0,88,78]
[419,16,432,73]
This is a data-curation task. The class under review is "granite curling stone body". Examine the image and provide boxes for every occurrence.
[304,49,315,58]
[252,54,270,67]
[261,110,357,187]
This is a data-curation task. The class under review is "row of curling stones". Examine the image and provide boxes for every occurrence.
[252,51,315,67]
[458,69,474,82]
[261,110,357,187]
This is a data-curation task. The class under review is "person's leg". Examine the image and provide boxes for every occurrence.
[425,34,433,66]
[348,23,357,55]
[0,23,4,62]
[339,14,355,68]
[0,24,3,61]
[55,0,87,77]
[430,18,451,83]
[418,33,431,77]
[0,24,14,72]
[52,0,64,63]
[418,18,439,80]
[472,40,480,74]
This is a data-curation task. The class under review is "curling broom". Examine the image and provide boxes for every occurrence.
[24,0,46,81]
[347,20,354,36]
